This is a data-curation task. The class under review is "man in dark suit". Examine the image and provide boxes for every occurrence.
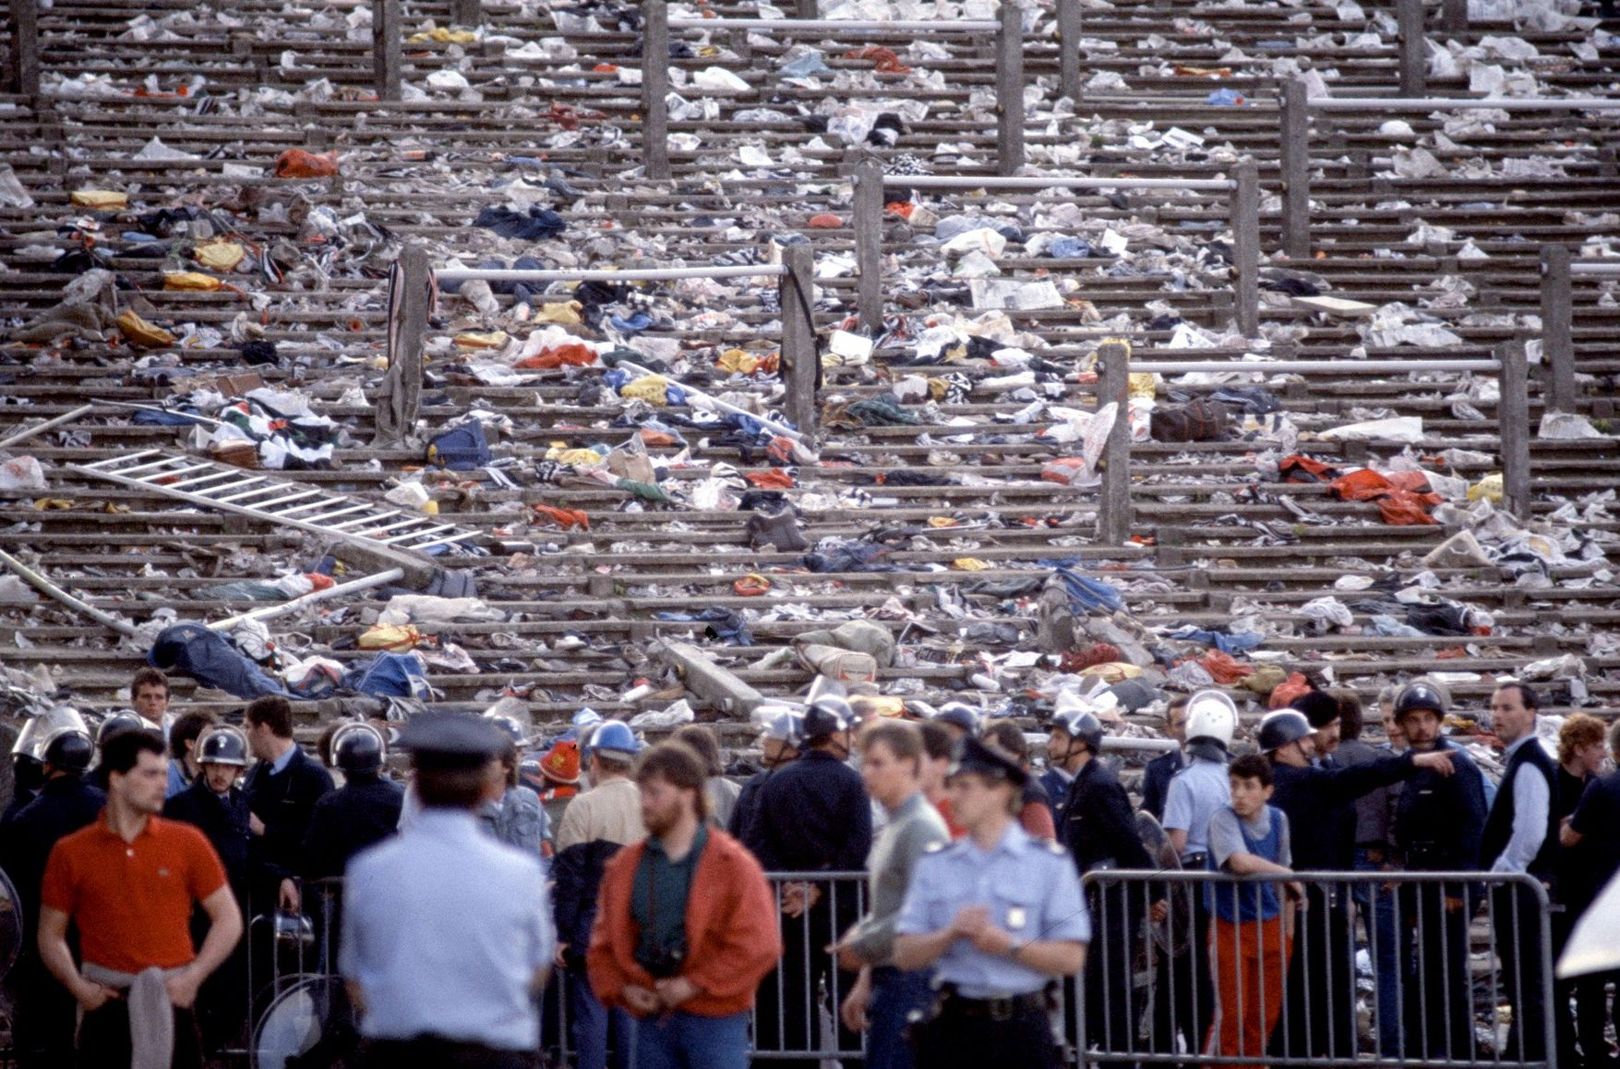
[242,696,333,917]
[1140,695,1188,821]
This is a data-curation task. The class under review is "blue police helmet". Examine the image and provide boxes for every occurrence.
[589,720,642,760]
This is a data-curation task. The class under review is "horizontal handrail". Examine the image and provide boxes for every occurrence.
[896,175,1237,192]
[668,17,999,31]
[432,264,787,283]
[1309,95,1620,111]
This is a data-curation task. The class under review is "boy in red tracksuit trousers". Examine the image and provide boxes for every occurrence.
[1205,755,1304,1069]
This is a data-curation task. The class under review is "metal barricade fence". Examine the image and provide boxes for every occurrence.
[1078,869,1558,1069]
[240,872,869,1065]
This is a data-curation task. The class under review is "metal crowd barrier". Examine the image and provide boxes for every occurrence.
[238,872,870,1065]
[1078,869,1559,1069]
[235,868,1563,1069]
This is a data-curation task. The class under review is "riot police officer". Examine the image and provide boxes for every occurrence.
[0,725,103,1069]
[1262,704,1454,1061]
[1056,707,1151,1060]
[1391,680,1487,1059]
[302,723,403,882]
[894,736,1090,1069]
[162,725,254,1052]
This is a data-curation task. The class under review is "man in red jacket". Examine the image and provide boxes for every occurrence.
[588,741,782,1069]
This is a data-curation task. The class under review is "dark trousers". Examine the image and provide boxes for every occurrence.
[1405,883,1474,1059]
[1269,886,1355,1059]
[9,953,77,1069]
[362,1036,540,1069]
[755,885,859,1067]
[78,999,202,1069]
[1150,900,1215,1060]
[910,995,1058,1069]
[1493,883,1549,1062]
[1085,882,1141,1056]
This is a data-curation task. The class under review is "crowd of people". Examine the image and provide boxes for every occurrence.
[2,666,1618,1069]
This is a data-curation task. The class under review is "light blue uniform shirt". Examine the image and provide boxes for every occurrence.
[340,809,554,1050]
[1162,756,1231,859]
[895,821,1090,998]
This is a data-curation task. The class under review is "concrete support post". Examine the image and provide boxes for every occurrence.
[1539,245,1574,414]
[451,0,481,26]
[375,245,428,446]
[780,245,819,442]
[854,159,885,331]
[374,0,401,101]
[8,0,40,97]
[1497,341,1532,518]
[1097,341,1132,545]
[996,2,1025,176]
[1279,79,1311,259]
[1440,0,1467,33]
[1398,0,1427,97]
[1057,0,1082,104]
[1232,158,1260,338]
[642,0,671,180]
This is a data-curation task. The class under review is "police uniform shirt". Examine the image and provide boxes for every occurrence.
[0,775,106,930]
[302,776,405,881]
[1062,758,1151,875]
[1162,757,1230,860]
[1140,748,1184,823]
[1393,738,1486,871]
[895,821,1090,998]
[340,808,553,1051]
[753,750,872,872]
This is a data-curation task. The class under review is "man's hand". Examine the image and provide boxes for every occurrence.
[278,879,301,913]
[249,813,266,837]
[554,943,570,971]
[623,985,662,1015]
[949,905,990,940]
[1444,895,1466,913]
[1413,751,1455,777]
[73,979,120,1013]
[654,977,699,1009]
[969,924,1015,957]
[1149,899,1169,924]
[780,881,823,918]
[164,968,204,1010]
[840,971,872,1033]
[1286,881,1307,905]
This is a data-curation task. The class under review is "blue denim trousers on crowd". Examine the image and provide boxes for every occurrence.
[632,1009,750,1069]
[1354,848,1405,1057]
[867,966,934,1069]
[568,968,635,1069]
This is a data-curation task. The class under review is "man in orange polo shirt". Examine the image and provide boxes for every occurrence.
[37,729,243,1069]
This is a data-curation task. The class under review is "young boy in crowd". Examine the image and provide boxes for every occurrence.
[1205,755,1302,1069]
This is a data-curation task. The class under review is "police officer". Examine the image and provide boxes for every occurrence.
[162,725,254,1052]
[86,710,151,791]
[1140,694,1189,823]
[1261,706,1453,1060]
[728,711,800,846]
[1390,680,1487,1059]
[302,723,404,882]
[0,726,102,1069]
[747,696,872,1066]
[894,736,1090,1069]
[341,713,554,1069]
[1056,707,1151,1060]
[1159,689,1236,1054]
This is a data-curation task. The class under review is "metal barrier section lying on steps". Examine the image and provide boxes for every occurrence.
[68,451,481,554]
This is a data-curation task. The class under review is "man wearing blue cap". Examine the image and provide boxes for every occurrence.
[894,735,1089,1068]
[554,720,645,1069]
[340,713,554,1068]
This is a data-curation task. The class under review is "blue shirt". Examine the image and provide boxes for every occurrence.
[340,809,553,1050]
[165,759,190,800]
[895,821,1090,998]
[1162,756,1230,859]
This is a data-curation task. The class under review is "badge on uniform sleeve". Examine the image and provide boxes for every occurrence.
[1007,907,1027,930]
